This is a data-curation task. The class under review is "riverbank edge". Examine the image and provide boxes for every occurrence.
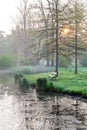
[36,87,87,101]
[14,71,87,100]
[36,90,87,104]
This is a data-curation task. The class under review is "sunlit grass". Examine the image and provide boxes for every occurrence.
[25,68,87,97]
[25,73,49,84]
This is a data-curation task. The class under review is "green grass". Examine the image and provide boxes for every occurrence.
[26,73,49,84]
[25,68,87,98]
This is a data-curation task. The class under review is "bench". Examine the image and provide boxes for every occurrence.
[48,72,57,80]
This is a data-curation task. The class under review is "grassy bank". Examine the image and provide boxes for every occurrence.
[25,68,87,98]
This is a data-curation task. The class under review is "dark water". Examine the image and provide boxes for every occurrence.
[0,74,87,130]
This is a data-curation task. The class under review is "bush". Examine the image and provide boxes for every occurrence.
[14,72,24,84]
[36,78,54,92]
[37,78,43,90]
[21,68,32,74]
[0,54,16,68]
[19,77,29,88]
[36,78,47,91]
[12,65,54,75]
[18,77,30,92]
[42,78,48,89]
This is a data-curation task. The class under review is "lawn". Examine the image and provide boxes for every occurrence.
[25,68,87,97]
[25,73,49,84]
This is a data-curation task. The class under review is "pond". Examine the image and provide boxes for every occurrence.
[0,74,87,130]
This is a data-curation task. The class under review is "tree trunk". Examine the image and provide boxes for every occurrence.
[46,19,50,66]
[51,52,54,66]
[55,0,59,77]
[75,1,78,74]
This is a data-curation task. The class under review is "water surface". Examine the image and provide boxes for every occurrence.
[0,74,87,130]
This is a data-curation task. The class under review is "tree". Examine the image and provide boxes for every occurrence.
[65,0,87,74]
[11,0,87,71]
[36,0,71,76]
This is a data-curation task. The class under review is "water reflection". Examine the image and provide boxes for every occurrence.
[0,94,23,130]
[0,75,87,129]
[19,90,87,130]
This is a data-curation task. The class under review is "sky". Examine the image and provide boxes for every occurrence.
[0,0,86,34]
[0,0,18,34]
[0,0,37,34]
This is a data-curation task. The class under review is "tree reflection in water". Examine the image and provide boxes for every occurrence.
[0,75,87,129]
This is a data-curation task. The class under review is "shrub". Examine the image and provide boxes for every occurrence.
[14,73,18,84]
[36,78,47,91]
[19,77,29,88]
[37,78,43,90]
[12,65,54,75]
[37,78,55,92]
[19,77,30,93]
[21,68,32,74]
[14,72,24,84]
[42,78,47,89]
[0,54,16,68]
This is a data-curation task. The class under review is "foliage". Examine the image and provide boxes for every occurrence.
[36,77,54,92]
[0,54,16,68]
[14,72,29,88]
[59,55,71,68]
[21,57,37,66]
[19,77,29,88]
[80,54,87,67]
[37,78,43,89]
[21,68,32,75]
[36,78,47,90]
[11,65,54,75]
[14,72,24,84]
[1,0,86,76]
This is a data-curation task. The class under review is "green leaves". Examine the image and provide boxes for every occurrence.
[0,54,16,68]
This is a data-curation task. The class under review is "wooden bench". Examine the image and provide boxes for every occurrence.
[48,72,57,80]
